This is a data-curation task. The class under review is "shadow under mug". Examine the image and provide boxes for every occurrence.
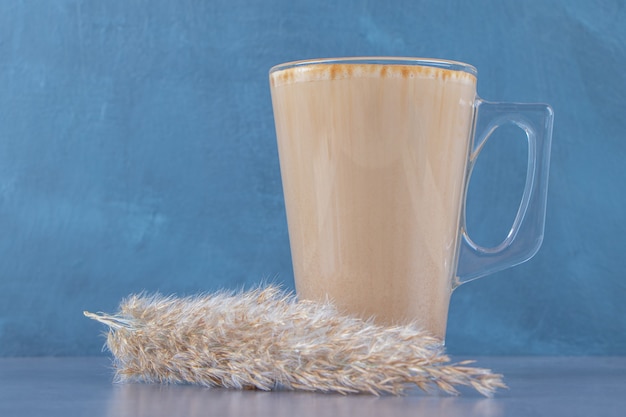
[269,57,553,340]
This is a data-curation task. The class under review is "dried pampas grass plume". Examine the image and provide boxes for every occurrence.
[85,286,505,397]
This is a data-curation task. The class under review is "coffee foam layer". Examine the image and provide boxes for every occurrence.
[270,63,476,87]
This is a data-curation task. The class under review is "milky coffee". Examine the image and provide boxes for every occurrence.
[270,63,476,339]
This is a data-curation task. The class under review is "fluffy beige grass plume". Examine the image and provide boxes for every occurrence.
[85,286,505,397]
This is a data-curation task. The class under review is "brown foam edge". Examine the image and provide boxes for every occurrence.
[270,63,477,87]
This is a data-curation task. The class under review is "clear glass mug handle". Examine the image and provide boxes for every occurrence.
[456,99,554,285]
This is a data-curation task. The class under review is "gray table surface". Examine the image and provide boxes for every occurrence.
[1,356,625,417]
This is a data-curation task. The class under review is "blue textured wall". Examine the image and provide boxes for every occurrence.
[0,0,624,356]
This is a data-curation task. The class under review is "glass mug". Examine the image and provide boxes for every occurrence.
[269,57,553,340]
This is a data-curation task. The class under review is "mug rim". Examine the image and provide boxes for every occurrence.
[269,57,477,77]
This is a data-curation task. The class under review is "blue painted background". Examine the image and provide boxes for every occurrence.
[0,0,624,356]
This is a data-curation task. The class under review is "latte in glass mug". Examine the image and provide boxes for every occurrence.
[270,58,553,340]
